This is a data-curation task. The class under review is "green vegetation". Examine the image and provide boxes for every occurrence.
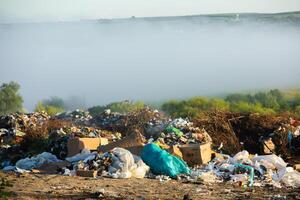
[1,81,300,119]
[0,176,13,199]
[162,89,300,118]
[88,101,145,117]
[35,97,65,116]
[161,97,230,118]
[0,82,23,115]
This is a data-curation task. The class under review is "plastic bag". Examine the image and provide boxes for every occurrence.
[165,126,183,137]
[16,152,60,170]
[232,150,252,164]
[108,148,149,179]
[251,154,287,170]
[65,149,95,163]
[131,155,150,178]
[280,168,300,188]
[141,143,190,178]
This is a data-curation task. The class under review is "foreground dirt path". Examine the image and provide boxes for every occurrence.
[2,172,300,200]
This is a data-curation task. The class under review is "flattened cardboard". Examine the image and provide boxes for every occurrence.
[168,145,183,159]
[98,131,145,156]
[67,137,108,157]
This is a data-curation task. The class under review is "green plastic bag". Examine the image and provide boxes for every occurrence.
[141,143,190,178]
[165,125,183,137]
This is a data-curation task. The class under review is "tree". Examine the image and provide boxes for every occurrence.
[34,97,65,116]
[0,82,23,115]
[43,97,65,109]
[208,98,230,111]
[225,93,250,103]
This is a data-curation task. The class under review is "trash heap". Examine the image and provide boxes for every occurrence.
[0,112,51,163]
[146,117,212,146]
[1,108,300,189]
[55,109,92,126]
[64,148,149,179]
[188,150,300,188]
[92,108,168,135]
[0,112,50,130]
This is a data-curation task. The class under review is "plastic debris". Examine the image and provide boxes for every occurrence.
[15,152,60,170]
[141,143,190,178]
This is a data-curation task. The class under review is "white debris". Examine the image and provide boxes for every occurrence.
[15,152,60,170]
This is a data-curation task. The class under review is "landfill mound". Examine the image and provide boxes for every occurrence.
[1,108,300,195]
[193,111,242,155]
[91,107,168,136]
[230,114,292,157]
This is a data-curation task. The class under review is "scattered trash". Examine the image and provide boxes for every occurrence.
[1,109,299,190]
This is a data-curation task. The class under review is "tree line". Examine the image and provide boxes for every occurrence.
[1,82,300,118]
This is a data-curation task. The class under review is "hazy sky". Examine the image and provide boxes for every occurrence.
[0,1,300,111]
[0,0,300,23]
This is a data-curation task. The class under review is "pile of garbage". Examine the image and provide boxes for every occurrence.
[189,150,300,188]
[55,109,92,126]
[92,108,168,135]
[193,111,300,157]
[193,111,242,154]
[0,112,50,130]
[1,108,300,189]
[145,117,212,147]
[64,148,149,179]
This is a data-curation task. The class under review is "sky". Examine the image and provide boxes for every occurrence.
[0,1,300,111]
[0,0,300,23]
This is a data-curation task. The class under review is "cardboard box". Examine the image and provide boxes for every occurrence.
[98,131,145,156]
[294,164,300,171]
[168,145,183,159]
[76,170,97,178]
[179,143,212,166]
[67,137,108,157]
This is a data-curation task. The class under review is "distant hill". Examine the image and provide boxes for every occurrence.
[97,11,300,25]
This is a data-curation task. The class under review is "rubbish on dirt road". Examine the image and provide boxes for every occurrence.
[141,143,190,178]
[189,150,300,188]
[15,152,60,170]
[98,130,145,156]
[179,142,212,166]
[233,163,254,187]
[155,175,171,182]
[67,137,108,157]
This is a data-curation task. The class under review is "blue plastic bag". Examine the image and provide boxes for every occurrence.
[141,143,190,178]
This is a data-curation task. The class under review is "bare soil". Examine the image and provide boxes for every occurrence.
[2,172,300,200]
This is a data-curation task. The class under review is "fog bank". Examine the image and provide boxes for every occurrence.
[1,14,300,110]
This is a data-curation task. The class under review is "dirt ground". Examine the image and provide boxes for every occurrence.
[2,172,300,200]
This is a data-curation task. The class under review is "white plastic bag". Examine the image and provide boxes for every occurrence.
[108,148,149,179]
[232,150,251,164]
[16,152,60,170]
[251,154,287,170]
[66,149,95,163]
